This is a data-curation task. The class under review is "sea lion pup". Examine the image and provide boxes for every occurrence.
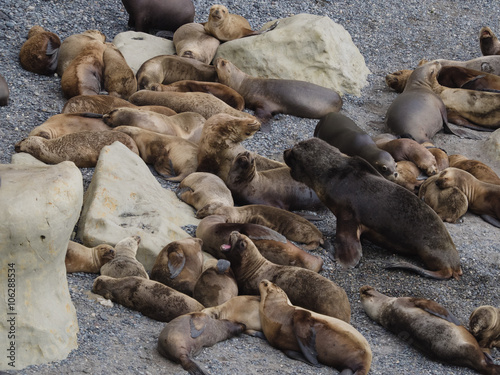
[102,43,136,100]
[480,27,500,56]
[193,259,238,307]
[29,113,111,139]
[469,305,500,349]
[65,241,115,273]
[418,174,469,223]
[136,55,216,90]
[214,58,342,129]
[176,172,234,213]
[448,154,500,185]
[0,74,9,106]
[385,69,413,93]
[314,112,397,181]
[173,23,220,64]
[196,203,324,250]
[435,167,500,227]
[421,141,449,172]
[226,151,323,211]
[14,131,139,168]
[151,80,245,111]
[220,231,351,322]
[260,280,372,374]
[113,125,198,182]
[157,312,246,374]
[100,236,149,279]
[196,215,324,272]
[19,25,61,75]
[283,138,462,280]
[393,160,426,194]
[360,286,500,375]
[92,275,204,322]
[150,238,204,297]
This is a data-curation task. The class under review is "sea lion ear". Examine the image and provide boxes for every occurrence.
[351,155,382,177]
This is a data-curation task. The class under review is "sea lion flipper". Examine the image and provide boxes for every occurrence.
[412,299,463,326]
[480,214,500,228]
[189,314,207,339]
[292,309,320,367]
[167,251,186,279]
[244,224,287,244]
[334,212,363,268]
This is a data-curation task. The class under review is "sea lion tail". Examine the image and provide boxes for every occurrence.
[384,261,451,280]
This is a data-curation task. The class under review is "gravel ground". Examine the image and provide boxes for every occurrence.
[1,0,500,374]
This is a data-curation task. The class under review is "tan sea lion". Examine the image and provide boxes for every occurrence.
[193,258,238,307]
[448,154,500,185]
[157,312,245,374]
[434,56,500,76]
[283,138,462,280]
[393,160,425,194]
[214,58,342,129]
[360,286,500,375]
[14,131,139,168]
[421,142,449,172]
[102,43,136,100]
[173,22,220,64]
[29,113,111,139]
[92,275,204,322]
[113,125,198,181]
[260,280,372,374]
[150,238,204,296]
[469,305,500,349]
[220,231,351,322]
[0,74,9,106]
[19,25,61,75]
[100,236,149,279]
[136,55,216,90]
[65,241,115,273]
[480,27,500,56]
[385,69,413,93]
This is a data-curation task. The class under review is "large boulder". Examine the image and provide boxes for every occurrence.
[77,141,200,271]
[214,13,371,96]
[0,160,82,370]
[484,128,500,169]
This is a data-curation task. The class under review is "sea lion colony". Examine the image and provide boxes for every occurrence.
[11,2,500,373]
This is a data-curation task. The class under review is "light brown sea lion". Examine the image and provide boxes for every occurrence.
[220,231,351,322]
[448,154,500,185]
[29,113,111,139]
[196,215,324,272]
[136,55,216,90]
[434,56,500,76]
[283,138,462,280]
[14,131,139,168]
[260,280,372,374]
[113,125,198,181]
[421,142,449,172]
[92,275,204,322]
[193,258,238,307]
[151,79,245,111]
[65,241,115,273]
[100,236,149,279]
[0,74,9,106]
[393,160,425,194]
[360,286,500,375]
[480,27,500,56]
[385,69,413,93]
[226,151,323,211]
[157,312,245,374]
[214,58,342,129]
[173,22,220,64]
[469,305,500,349]
[19,25,61,75]
[102,43,136,100]
[150,238,204,296]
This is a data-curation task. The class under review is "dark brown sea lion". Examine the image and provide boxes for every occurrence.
[102,43,136,100]
[283,138,462,280]
[0,73,9,106]
[14,131,139,168]
[65,241,115,273]
[193,258,238,307]
[260,280,372,374]
[314,112,397,180]
[480,27,500,56]
[220,231,351,322]
[469,305,500,349]
[157,312,245,374]
[100,236,149,279]
[29,113,111,139]
[448,154,500,185]
[173,22,220,64]
[360,286,500,375]
[19,25,61,75]
[93,275,204,322]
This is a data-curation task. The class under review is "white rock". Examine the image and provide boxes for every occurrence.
[484,128,500,170]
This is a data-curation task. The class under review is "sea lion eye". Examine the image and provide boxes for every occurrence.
[381,166,387,172]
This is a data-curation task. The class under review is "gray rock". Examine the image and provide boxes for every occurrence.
[484,128,500,169]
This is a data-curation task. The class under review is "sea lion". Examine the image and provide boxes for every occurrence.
[113,125,198,181]
[157,312,245,374]
[469,305,500,349]
[448,154,500,185]
[434,56,500,76]
[0,74,9,106]
[14,131,139,168]
[151,79,245,111]
[259,280,372,374]
[29,113,111,139]
[220,231,351,322]
[480,27,500,56]
[173,22,220,64]
[385,69,413,93]
[19,25,61,75]
[121,0,194,33]
[215,58,342,129]
[283,138,462,280]
[360,286,500,375]
[65,241,115,273]
[176,172,234,213]
[193,259,238,307]
[421,142,449,172]
[150,238,204,296]
[393,160,426,194]
[100,236,149,279]
[226,151,323,211]
[102,43,136,100]
[92,275,204,322]
[314,112,398,181]
[136,55,216,90]
[196,215,324,272]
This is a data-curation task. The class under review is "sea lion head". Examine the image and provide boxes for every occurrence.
[258,279,289,305]
[82,29,106,43]
[208,4,228,23]
[14,136,44,153]
[220,231,256,267]
[371,151,398,181]
[213,58,241,87]
[27,25,47,39]
[359,285,391,322]
[114,235,141,257]
[207,113,261,142]
[228,151,256,184]
[91,275,114,299]
[469,305,499,348]
[479,26,494,41]
[405,60,441,90]
[96,244,116,264]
